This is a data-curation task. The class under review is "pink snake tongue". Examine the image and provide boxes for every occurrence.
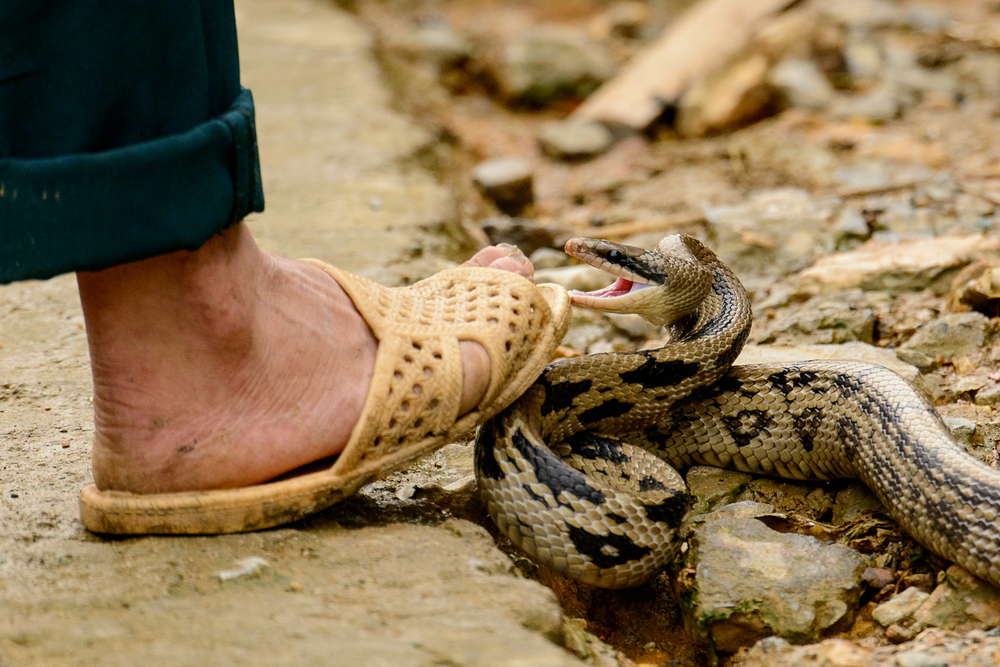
[570,276,645,300]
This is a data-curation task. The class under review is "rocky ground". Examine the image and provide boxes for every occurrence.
[4,0,1000,665]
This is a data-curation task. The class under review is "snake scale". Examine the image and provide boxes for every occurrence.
[474,234,1000,589]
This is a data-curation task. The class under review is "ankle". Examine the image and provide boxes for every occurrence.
[76,223,263,347]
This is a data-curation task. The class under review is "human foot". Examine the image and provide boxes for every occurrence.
[78,223,542,494]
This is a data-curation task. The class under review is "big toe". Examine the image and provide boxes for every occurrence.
[458,341,491,416]
[462,244,534,279]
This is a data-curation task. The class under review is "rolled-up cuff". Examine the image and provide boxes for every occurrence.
[0,87,264,284]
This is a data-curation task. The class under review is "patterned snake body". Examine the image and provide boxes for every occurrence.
[474,234,1000,589]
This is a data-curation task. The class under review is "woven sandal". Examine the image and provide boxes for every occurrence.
[79,260,570,534]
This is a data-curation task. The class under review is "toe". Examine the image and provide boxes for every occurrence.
[461,244,534,279]
[458,341,491,416]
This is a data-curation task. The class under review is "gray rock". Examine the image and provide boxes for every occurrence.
[873,586,930,626]
[676,54,775,137]
[917,176,961,204]
[559,310,620,353]
[832,482,886,524]
[388,443,478,506]
[876,199,935,239]
[604,312,660,339]
[769,58,834,110]
[833,165,937,192]
[844,33,883,84]
[975,384,1000,406]
[944,417,978,445]
[885,622,922,644]
[833,207,870,242]
[952,194,997,236]
[688,517,868,651]
[496,25,615,105]
[913,565,1000,630]
[394,23,473,69]
[562,618,627,667]
[528,247,570,270]
[862,567,895,590]
[755,287,793,310]
[755,295,876,346]
[473,159,534,215]
[948,263,1000,317]
[694,500,775,525]
[704,188,842,278]
[534,264,612,293]
[537,120,613,160]
[902,312,991,362]
[364,443,486,523]
[737,477,834,518]
[894,651,948,667]
[738,628,1000,667]
[831,83,901,123]
[796,235,1000,297]
[686,466,753,517]
[955,375,988,395]
[896,349,938,373]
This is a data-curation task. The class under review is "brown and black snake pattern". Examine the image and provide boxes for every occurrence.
[474,234,1000,589]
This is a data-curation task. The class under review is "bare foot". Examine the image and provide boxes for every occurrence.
[78,223,534,493]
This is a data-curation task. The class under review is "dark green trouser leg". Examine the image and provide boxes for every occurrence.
[0,1,264,284]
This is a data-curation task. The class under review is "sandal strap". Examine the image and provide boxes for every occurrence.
[302,261,567,479]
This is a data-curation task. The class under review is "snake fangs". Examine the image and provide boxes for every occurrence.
[474,234,1000,589]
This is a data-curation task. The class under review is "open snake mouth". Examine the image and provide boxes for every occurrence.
[563,237,658,308]
[575,275,652,299]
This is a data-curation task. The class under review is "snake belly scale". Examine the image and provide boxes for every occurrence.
[474,234,1000,589]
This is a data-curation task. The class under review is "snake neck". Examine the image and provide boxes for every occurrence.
[531,247,753,443]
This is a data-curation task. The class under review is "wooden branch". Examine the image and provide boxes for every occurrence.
[571,0,797,130]
[571,212,707,241]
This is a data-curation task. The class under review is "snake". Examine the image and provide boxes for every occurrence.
[474,234,1000,589]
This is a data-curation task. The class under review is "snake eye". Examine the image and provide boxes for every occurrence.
[607,250,622,262]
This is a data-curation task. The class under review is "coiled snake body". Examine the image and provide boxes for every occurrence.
[474,234,1000,589]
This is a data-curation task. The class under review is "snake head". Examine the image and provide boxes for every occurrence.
[563,235,713,327]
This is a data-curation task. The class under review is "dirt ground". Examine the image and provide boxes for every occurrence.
[5,0,1000,665]
[0,1,580,666]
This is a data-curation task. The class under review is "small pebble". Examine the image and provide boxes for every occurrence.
[954,376,987,393]
[769,57,834,110]
[975,383,1000,406]
[537,120,613,160]
[944,417,977,445]
[288,581,303,592]
[834,207,870,239]
[873,586,930,627]
[61,440,71,448]
[217,556,271,582]
[472,158,534,215]
[885,622,921,644]
[395,483,416,501]
[902,572,936,591]
[895,349,937,373]
[862,566,895,590]
[894,649,948,667]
